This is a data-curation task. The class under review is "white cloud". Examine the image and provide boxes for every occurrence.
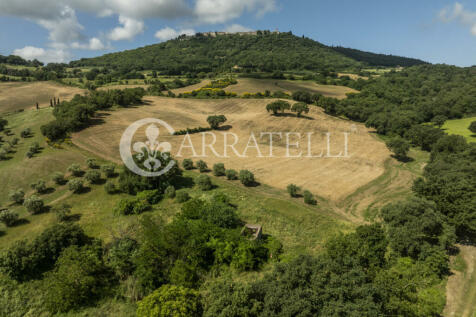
[2,0,276,62]
[194,0,276,24]
[13,46,72,64]
[154,27,195,41]
[439,2,476,36]
[108,15,145,41]
[71,37,107,50]
[223,24,253,33]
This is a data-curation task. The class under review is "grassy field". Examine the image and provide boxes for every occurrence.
[442,117,476,143]
[0,107,351,257]
[0,82,85,113]
[444,245,476,317]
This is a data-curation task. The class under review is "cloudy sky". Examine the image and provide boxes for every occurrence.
[0,0,474,66]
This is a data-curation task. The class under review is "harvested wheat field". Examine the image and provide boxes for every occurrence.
[73,97,390,201]
[224,78,357,99]
[0,82,85,113]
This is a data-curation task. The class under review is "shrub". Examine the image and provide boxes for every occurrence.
[67,163,82,176]
[53,203,72,222]
[85,170,101,184]
[303,190,317,205]
[10,137,19,146]
[68,179,84,194]
[213,163,226,176]
[136,284,202,317]
[196,174,212,191]
[182,159,194,170]
[20,128,31,138]
[176,191,190,203]
[101,164,116,177]
[196,160,208,173]
[469,121,476,134]
[23,195,44,214]
[30,179,47,194]
[114,199,136,216]
[165,185,176,198]
[9,189,24,204]
[225,169,238,180]
[86,158,98,169]
[136,190,162,204]
[114,198,150,215]
[0,208,19,227]
[239,170,255,186]
[104,181,116,194]
[25,150,33,158]
[52,172,66,185]
[0,118,7,131]
[287,184,301,197]
[1,143,11,153]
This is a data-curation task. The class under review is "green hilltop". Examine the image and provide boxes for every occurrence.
[70,31,426,74]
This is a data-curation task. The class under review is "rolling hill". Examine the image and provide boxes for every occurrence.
[70,31,426,74]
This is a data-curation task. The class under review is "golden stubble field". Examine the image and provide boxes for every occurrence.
[224,78,357,99]
[73,96,390,201]
[0,82,85,113]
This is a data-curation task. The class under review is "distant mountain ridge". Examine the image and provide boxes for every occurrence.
[70,31,428,74]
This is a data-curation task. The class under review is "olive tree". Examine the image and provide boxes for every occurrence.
[291,102,310,117]
[23,195,44,214]
[207,115,227,129]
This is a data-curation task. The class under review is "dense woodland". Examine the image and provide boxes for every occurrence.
[69,32,428,75]
[332,46,427,67]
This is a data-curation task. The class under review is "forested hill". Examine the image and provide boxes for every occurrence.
[70,32,423,75]
[332,46,427,67]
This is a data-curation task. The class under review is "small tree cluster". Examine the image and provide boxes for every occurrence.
[266,100,291,115]
[386,136,411,161]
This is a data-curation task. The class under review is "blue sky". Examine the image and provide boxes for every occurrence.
[0,0,474,66]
